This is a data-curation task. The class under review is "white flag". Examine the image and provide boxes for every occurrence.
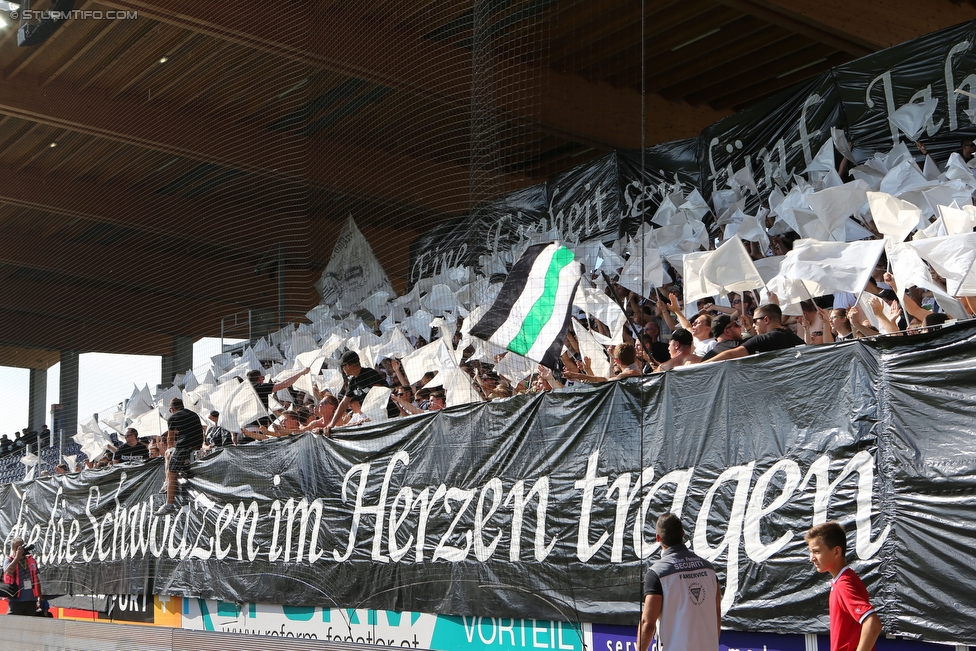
[867,192,922,242]
[617,248,665,298]
[218,380,268,433]
[779,239,886,296]
[699,235,765,295]
[315,216,395,313]
[908,233,976,296]
[129,408,169,439]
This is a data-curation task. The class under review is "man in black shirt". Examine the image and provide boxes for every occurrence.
[323,350,395,435]
[156,398,203,516]
[245,367,310,411]
[703,304,804,362]
[113,428,150,464]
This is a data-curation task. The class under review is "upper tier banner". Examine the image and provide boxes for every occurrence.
[3,323,976,645]
[407,20,976,283]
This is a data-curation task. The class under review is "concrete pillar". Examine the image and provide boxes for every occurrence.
[28,368,47,435]
[58,351,79,441]
[160,335,194,387]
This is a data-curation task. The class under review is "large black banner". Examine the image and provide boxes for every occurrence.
[408,21,976,279]
[3,324,976,644]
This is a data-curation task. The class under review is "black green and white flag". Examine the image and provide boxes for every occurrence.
[470,242,582,369]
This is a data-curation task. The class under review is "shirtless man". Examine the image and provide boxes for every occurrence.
[654,329,701,372]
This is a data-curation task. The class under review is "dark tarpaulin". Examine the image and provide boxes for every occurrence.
[407,183,548,285]
[617,139,702,237]
[545,152,624,243]
[407,21,976,274]
[3,323,976,644]
[835,21,976,162]
[696,71,843,205]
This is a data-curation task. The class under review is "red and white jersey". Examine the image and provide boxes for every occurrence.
[829,566,877,651]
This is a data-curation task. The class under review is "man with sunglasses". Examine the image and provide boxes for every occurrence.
[703,304,803,362]
[701,314,744,361]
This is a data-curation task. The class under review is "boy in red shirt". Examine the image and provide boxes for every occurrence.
[805,521,882,651]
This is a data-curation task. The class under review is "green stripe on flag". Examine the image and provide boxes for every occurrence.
[508,246,574,355]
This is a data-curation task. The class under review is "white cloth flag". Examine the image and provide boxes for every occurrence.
[794,208,832,241]
[100,409,126,434]
[752,256,785,286]
[317,369,345,395]
[572,287,627,344]
[700,235,765,295]
[401,309,435,341]
[422,284,459,316]
[154,385,181,413]
[765,274,828,310]
[735,212,770,255]
[317,333,346,361]
[682,251,724,304]
[807,180,870,241]
[253,338,284,362]
[315,215,395,313]
[74,418,113,461]
[886,241,969,321]
[437,368,483,407]
[374,327,417,361]
[183,370,200,392]
[125,384,153,419]
[684,236,763,305]
[129,408,169,439]
[779,239,886,296]
[831,127,855,163]
[183,388,214,422]
[78,416,104,440]
[361,290,392,321]
[908,233,976,296]
[218,380,268,433]
[360,386,392,423]
[887,98,938,141]
[922,180,973,218]
[617,247,665,299]
[573,320,611,379]
[289,330,318,358]
[805,139,836,173]
[939,204,975,236]
[493,352,535,384]
[400,338,459,386]
[867,192,922,242]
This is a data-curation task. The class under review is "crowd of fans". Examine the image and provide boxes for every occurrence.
[3,137,976,487]
[0,426,51,458]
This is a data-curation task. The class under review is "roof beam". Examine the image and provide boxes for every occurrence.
[104,0,729,149]
[0,222,312,315]
[0,73,299,184]
[0,272,230,342]
[712,0,973,55]
[0,73,504,217]
[0,161,278,245]
[0,307,175,357]
[0,343,60,371]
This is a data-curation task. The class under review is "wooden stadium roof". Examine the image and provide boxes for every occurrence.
[0,0,970,369]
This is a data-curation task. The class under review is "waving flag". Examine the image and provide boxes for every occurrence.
[470,242,582,369]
